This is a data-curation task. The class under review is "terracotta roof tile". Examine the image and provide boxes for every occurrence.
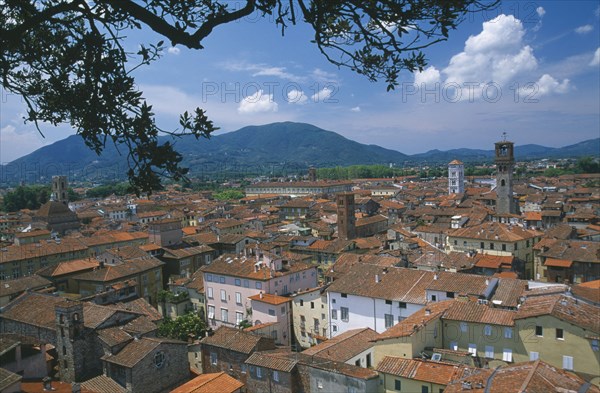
[376,357,476,385]
[327,265,434,304]
[200,326,275,354]
[515,295,600,333]
[442,301,515,326]
[301,328,379,362]
[170,372,244,393]
[82,375,128,393]
[444,360,597,393]
[248,293,291,305]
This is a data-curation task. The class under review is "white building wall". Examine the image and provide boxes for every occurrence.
[328,292,423,335]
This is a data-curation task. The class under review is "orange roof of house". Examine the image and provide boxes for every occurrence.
[578,279,600,289]
[182,227,197,236]
[524,211,542,221]
[248,293,291,305]
[170,372,244,393]
[544,258,573,268]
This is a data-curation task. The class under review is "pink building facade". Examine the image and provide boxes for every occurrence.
[202,251,318,331]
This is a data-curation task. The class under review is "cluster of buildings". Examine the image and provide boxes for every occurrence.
[0,139,598,392]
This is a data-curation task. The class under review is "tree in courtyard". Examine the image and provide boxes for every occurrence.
[1,0,498,194]
[157,312,207,342]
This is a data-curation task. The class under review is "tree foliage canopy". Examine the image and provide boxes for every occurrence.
[1,0,497,194]
[157,312,207,342]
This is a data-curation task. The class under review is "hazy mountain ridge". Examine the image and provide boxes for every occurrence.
[2,122,598,183]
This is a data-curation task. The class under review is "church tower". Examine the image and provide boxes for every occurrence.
[336,192,356,240]
[52,175,68,205]
[55,301,86,382]
[495,136,516,215]
[448,160,464,194]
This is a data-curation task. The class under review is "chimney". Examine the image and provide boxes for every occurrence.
[485,278,490,286]
[375,274,380,283]
[425,308,431,316]
[433,273,438,280]
[259,292,264,299]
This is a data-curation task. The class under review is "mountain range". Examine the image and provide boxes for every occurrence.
[2,122,598,183]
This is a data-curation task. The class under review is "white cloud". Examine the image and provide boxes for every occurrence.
[286,89,308,105]
[350,106,361,112]
[536,7,546,17]
[575,25,593,34]
[0,124,46,163]
[443,14,537,86]
[591,48,600,66]
[533,7,545,31]
[223,61,305,82]
[167,47,180,55]
[252,66,298,81]
[238,90,278,114]
[310,87,333,102]
[310,68,338,82]
[524,74,570,97]
[414,66,441,86]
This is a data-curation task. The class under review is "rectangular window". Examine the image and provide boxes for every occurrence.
[592,340,599,352]
[529,351,539,361]
[399,302,407,309]
[395,379,401,391]
[422,386,429,393]
[385,314,394,329]
[208,306,215,319]
[207,287,214,299]
[556,328,564,340]
[273,370,279,382]
[385,299,392,305]
[485,346,494,358]
[468,343,477,356]
[460,322,468,333]
[341,293,347,298]
[221,308,228,323]
[235,292,242,305]
[502,244,506,251]
[563,356,573,370]
[236,312,244,325]
[300,300,304,306]
[220,289,227,302]
[244,279,249,288]
[256,366,262,378]
[256,282,262,290]
[235,278,241,286]
[535,326,543,337]
[502,348,513,362]
[341,307,349,322]
[490,243,494,250]
[311,302,315,309]
[219,276,225,284]
[446,292,455,298]
[504,327,513,339]
[484,325,492,336]
[480,242,485,249]
[210,352,217,365]
[268,309,276,316]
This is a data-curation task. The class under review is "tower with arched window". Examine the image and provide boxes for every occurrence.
[495,137,516,215]
[55,300,86,382]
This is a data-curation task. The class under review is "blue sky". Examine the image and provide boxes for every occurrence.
[1,0,599,163]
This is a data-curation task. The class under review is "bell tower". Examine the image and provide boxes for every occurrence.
[55,300,86,382]
[495,134,516,215]
[336,192,356,240]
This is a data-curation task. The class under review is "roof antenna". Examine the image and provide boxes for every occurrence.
[502,131,507,142]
